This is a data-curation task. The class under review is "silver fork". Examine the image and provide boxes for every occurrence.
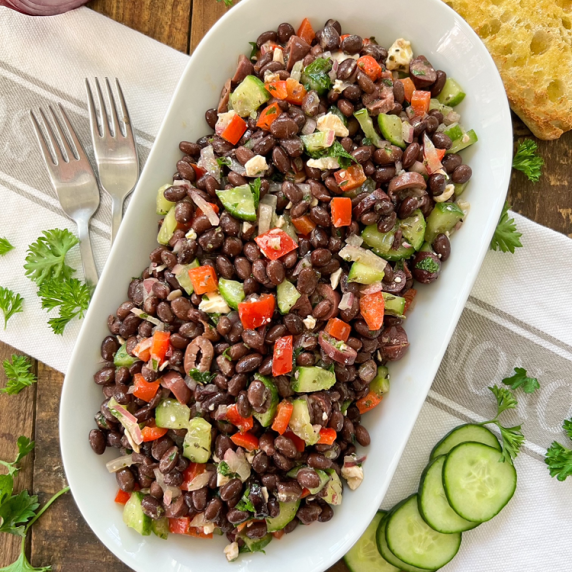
[86,78,139,244]
[30,105,100,288]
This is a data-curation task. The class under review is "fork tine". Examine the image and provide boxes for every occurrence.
[29,110,57,166]
[114,78,136,144]
[105,77,122,137]
[48,105,77,161]
[94,77,108,136]
[85,79,101,139]
[39,107,65,163]
[57,104,86,161]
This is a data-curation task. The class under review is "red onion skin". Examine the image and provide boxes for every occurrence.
[318,331,357,366]
[161,370,192,405]
[1,0,88,16]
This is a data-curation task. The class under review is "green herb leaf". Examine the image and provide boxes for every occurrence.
[545,441,572,482]
[0,542,51,572]
[1,356,37,396]
[0,436,35,477]
[189,369,216,385]
[248,41,258,60]
[307,141,357,169]
[0,287,24,330]
[217,0,233,7]
[235,487,255,513]
[0,474,14,506]
[489,385,518,416]
[0,238,14,256]
[302,58,333,96]
[490,202,523,253]
[249,178,262,209]
[24,229,79,286]
[0,490,39,536]
[563,418,572,441]
[217,157,232,167]
[222,348,232,361]
[415,257,440,273]
[512,139,543,183]
[502,367,540,394]
[38,278,91,335]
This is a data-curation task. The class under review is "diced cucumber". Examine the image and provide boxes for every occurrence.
[443,442,517,523]
[322,468,342,505]
[348,261,385,284]
[454,181,469,196]
[418,455,479,534]
[289,399,319,445]
[301,58,333,96]
[362,224,397,257]
[281,213,299,243]
[354,109,383,148]
[183,417,212,463]
[230,75,270,117]
[424,202,464,244]
[292,366,336,393]
[429,98,453,116]
[419,241,434,253]
[287,466,330,495]
[369,366,390,396]
[377,114,405,149]
[447,129,478,154]
[385,495,461,570]
[344,511,400,572]
[376,515,430,572]
[216,185,257,221]
[382,293,405,317]
[113,343,139,368]
[252,374,279,427]
[218,278,245,310]
[240,533,273,553]
[266,500,300,532]
[430,423,500,460]
[152,517,170,540]
[400,209,426,251]
[444,124,464,142]
[175,259,199,295]
[157,206,177,246]
[437,78,466,107]
[301,131,334,153]
[155,398,191,430]
[277,279,301,314]
[156,184,175,215]
[383,243,415,262]
[123,492,151,536]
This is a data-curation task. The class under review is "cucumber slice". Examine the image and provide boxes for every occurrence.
[361,224,396,257]
[216,185,257,221]
[240,533,273,553]
[378,114,405,148]
[348,261,385,284]
[382,293,405,317]
[155,398,191,430]
[344,511,400,572]
[443,442,517,523]
[123,492,151,536]
[292,366,337,393]
[447,129,478,154]
[175,259,200,295]
[376,516,431,572]
[430,424,500,460]
[156,184,175,215]
[157,206,177,246]
[385,495,461,570]
[152,517,170,539]
[288,399,319,445]
[382,243,415,262]
[354,109,383,148]
[183,417,212,463]
[277,279,301,314]
[322,468,343,505]
[369,366,390,396]
[429,98,453,116]
[113,343,139,368]
[230,75,270,117]
[361,220,418,262]
[252,374,279,427]
[418,456,479,534]
[301,131,335,153]
[218,278,245,310]
[266,500,300,532]
[400,209,426,251]
[424,202,464,244]
[437,78,466,107]
[454,182,469,196]
[443,124,464,142]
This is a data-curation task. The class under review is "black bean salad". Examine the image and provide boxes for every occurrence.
[88,16,477,561]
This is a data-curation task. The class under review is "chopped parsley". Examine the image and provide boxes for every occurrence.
[0,238,14,256]
[307,141,357,169]
[0,287,24,329]
[545,417,572,482]
[490,202,523,254]
[502,367,540,394]
[512,139,543,183]
[249,177,262,208]
[415,257,440,274]
[1,356,37,396]
[189,369,216,384]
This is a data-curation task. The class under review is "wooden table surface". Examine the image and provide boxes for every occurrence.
[1,1,571,570]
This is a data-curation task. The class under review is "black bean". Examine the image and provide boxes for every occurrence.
[297,268,319,295]
[341,34,363,55]
[297,503,322,524]
[116,468,135,492]
[429,173,447,196]
[94,367,114,386]
[433,233,451,261]
[355,424,371,446]
[412,251,441,284]
[89,429,106,455]
[296,468,321,489]
[236,354,263,374]
[227,508,251,524]
[274,435,298,459]
[307,453,331,470]
[452,164,472,184]
[220,478,243,501]
[267,260,285,285]
[432,132,452,150]
[442,153,463,174]
[431,70,447,97]
[338,59,357,82]
[205,497,224,521]
[403,143,420,169]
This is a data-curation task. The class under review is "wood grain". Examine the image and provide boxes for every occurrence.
[190,0,235,53]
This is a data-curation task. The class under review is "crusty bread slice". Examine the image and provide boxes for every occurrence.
[441,0,572,140]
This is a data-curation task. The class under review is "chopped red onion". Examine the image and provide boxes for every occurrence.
[360,282,383,294]
[302,118,317,135]
[190,190,219,226]
[167,289,182,301]
[409,161,428,178]
[185,471,213,491]
[172,179,192,190]
[339,292,354,311]
[154,469,181,504]
[293,254,312,277]
[345,233,363,247]
[402,121,414,144]
[444,111,461,126]
[106,454,133,473]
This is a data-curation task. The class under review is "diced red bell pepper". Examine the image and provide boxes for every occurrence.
[285,78,307,105]
[317,427,337,445]
[132,337,152,362]
[435,148,446,161]
[400,78,415,103]
[169,517,191,535]
[265,81,289,100]
[357,55,382,82]
[356,390,383,414]
[181,462,206,491]
[257,103,282,131]
[231,431,259,451]
[291,215,316,236]
[403,288,417,313]
[141,421,169,442]
[325,318,351,342]
[221,113,248,145]
[273,336,293,376]
[238,294,276,329]
[411,90,431,116]
[283,430,305,452]
[188,265,218,295]
[334,164,367,192]
[226,404,254,434]
[150,331,171,366]
[132,373,161,403]
[362,38,372,46]
[255,229,298,261]
[297,17,315,45]
[340,34,350,41]
[196,203,220,218]
[191,164,206,179]
[330,197,352,227]
[360,292,385,331]
[115,489,131,505]
[271,401,294,435]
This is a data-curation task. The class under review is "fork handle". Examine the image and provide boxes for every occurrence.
[111,197,123,244]
[77,218,99,288]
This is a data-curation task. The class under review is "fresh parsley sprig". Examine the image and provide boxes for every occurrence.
[216,0,233,6]
[545,416,572,482]
[307,140,358,169]
[0,436,34,478]
[490,202,523,253]
[0,287,24,330]
[1,356,37,396]
[502,367,539,394]
[512,139,543,183]
[0,238,14,256]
